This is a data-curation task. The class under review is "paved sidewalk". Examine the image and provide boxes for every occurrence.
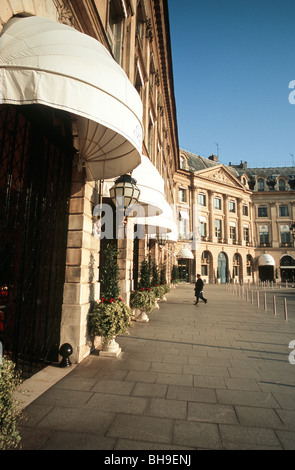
[18,284,295,450]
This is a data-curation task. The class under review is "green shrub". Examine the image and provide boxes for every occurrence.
[162,283,170,294]
[0,358,22,450]
[130,289,156,313]
[88,300,133,345]
[151,285,166,299]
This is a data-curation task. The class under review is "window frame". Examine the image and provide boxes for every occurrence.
[198,193,206,207]
[258,206,268,218]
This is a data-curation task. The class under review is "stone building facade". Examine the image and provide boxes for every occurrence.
[0,0,179,372]
[175,150,295,285]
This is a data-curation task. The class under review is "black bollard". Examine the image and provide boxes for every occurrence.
[59,343,73,367]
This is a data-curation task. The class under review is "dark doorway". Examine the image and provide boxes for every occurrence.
[218,252,228,284]
[259,266,274,282]
[178,259,190,282]
[0,105,73,378]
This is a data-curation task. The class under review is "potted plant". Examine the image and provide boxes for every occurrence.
[160,266,170,295]
[88,241,133,356]
[171,265,180,286]
[130,257,156,322]
[0,357,22,450]
[151,262,166,301]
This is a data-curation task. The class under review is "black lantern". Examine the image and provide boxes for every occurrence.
[290,222,295,241]
[109,174,140,211]
[156,234,168,246]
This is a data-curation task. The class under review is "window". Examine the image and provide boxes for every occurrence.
[200,221,207,239]
[108,0,124,64]
[178,188,187,203]
[229,200,236,213]
[136,0,145,40]
[201,265,208,276]
[233,254,240,277]
[281,227,291,246]
[214,197,221,210]
[243,226,249,243]
[246,255,252,276]
[148,113,154,157]
[215,219,222,239]
[259,225,269,246]
[279,205,288,217]
[257,178,264,191]
[230,225,236,241]
[243,205,249,216]
[258,206,268,217]
[179,218,186,238]
[198,193,206,206]
[279,179,286,191]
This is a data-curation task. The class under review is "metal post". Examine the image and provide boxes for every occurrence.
[273,295,277,316]
[257,291,260,308]
[264,292,267,311]
[284,298,288,322]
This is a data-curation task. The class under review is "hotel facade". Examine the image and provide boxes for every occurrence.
[175,150,295,286]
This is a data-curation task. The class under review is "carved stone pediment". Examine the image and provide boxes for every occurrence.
[197,165,245,189]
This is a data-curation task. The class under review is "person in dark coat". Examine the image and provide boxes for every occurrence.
[194,274,207,305]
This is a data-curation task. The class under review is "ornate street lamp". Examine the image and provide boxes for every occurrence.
[290,222,295,244]
[156,234,168,246]
[110,174,140,211]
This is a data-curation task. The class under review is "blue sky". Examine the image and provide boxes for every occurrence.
[168,0,295,168]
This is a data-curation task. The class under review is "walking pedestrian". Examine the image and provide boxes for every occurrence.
[194,274,207,305]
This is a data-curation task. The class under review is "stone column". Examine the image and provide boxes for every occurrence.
[117,219,134,304]
[208,190,214,242]
[60,155,100,363]
[270,202,278,248]
[237,198,243,245]
[223,194,229,243]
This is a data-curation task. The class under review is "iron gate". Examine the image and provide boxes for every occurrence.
[0,105,73,378]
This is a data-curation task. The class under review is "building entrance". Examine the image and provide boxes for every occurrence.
[0,105,73,377]
[218,252,228,284]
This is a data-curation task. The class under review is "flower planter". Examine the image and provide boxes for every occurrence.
[130,289,156,323]
[134,308,150,323]
[99,337,121,357]
[88,300,133,357]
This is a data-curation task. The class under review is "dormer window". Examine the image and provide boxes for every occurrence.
[257,178,264,191]
[279,179,286,191]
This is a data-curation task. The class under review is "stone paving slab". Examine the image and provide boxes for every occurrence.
[18,283,295,450]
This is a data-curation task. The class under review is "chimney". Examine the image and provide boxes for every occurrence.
[208,154,218,162]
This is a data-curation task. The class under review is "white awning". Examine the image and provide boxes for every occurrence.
[0,16,143,181]
[177,248,194,260]
[101,155,165,216]
[258,254,275,266]
[131,199,178,232]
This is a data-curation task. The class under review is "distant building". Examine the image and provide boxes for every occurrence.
[175,150,295,284]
